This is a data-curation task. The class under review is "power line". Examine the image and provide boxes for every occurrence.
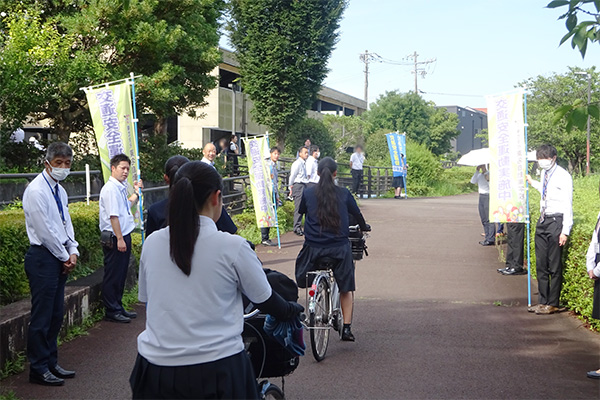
[358,50,383,105]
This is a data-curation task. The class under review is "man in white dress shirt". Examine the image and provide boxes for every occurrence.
[586,180,600,379]
[22,142,78,386]
[305,145,320,188]
[289,146,309,235]
[99,154,142,323]
[471,164,495,246]
[201,143,217,166]
[526,144,573,315]
[350,145,365,197]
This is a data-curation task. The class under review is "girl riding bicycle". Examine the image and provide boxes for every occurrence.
[295,157,370,342]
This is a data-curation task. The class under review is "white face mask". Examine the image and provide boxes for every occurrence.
[46,161,71,181]
[538,159,554,171]
[316,152,320,158]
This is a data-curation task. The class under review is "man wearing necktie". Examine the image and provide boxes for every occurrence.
[288,146,309,236]
[22,142,79,386]
[526,145,573,315]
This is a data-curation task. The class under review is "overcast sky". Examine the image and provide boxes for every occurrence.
[221,0,598,109]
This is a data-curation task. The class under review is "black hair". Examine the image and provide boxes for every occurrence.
[110,154,131,168]
[270,146,281,154]
[309,145,319,155]
[536,144,557,160]
[168,161,223,276]
[164,155,190,187]
[298,145,309,154]
[45,142,72,161]
[315,157,340,232]
[355,145,363,151]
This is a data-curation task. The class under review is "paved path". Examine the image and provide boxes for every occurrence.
[4,194,599,399]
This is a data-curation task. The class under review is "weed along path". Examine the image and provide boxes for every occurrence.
[4,194,599,399]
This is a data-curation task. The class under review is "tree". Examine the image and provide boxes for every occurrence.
[363,91,459,155]
[285,117,335,158]
[519,67,599,173]
[228,0,345,148]
[0,0,224,142]
[547,0,599,58]
[322,114,371,160]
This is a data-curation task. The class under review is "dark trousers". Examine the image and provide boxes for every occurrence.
[260,227,270,241]
[478,194,495,243]
[292,183,305,231]
[351,169,363,194]
[535,215,564,307]
[102,234,132,316]
[24,245,67,374]
[505,223,525,269]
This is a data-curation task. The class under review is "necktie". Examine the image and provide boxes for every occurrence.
[540,171,550,222]
[54,185,66,225]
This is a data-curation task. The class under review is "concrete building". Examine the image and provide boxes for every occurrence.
[441,106,487,155]
[174,48,367,149]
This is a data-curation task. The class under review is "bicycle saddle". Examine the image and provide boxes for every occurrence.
[314,257,340,269]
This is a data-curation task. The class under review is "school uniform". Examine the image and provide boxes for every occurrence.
[22,170,79,376]
[288,158,309,232]
[350,152,364,195]
[99,176,136,318]
[295,186,368,292]
[471,171,495,244]
[305,155,319,188]
[131,216,272,399]
[587,212,600,319]
[529,164,573,307]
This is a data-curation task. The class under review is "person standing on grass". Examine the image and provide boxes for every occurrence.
[22,142,78,386]
[99,154,143,324]
[526,144,573,315]
[585,178,600,379]
[289,146,309,236]
[350,145,365,197]
[261,147,281,246]
[471,164,494,246]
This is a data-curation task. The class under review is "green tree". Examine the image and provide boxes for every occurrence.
[285,117,335,158]
[228,0,345,148]
[547,0,599,58]
[0,0,223,142]
[322,114,371,160]
[519,67,599,173]
[364,91,459,155]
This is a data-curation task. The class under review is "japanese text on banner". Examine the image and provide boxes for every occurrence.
[386,132,407,178]
[242,137,277,228]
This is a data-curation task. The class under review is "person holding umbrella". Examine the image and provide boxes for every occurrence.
[471,164,495,246]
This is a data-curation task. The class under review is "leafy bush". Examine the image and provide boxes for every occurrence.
[528,174,600,330]
[285,118,335,158]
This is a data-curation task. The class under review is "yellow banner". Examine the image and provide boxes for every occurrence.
[242,136,276,228]
[487,90,527,223]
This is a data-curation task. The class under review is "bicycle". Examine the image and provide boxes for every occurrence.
[304,225,369,362]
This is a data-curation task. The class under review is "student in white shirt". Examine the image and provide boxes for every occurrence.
[586,179,600,380]
[306,145,320,187]
[99,154,142,323]
[288,146,309,235]
[526,144,573,315]
[130,161,302,399]
[471,164,495,246]
[22,142,78,386]
[350,145,365,196]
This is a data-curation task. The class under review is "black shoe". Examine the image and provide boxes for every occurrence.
[294,229,304,236]
[587,370,600,379]
[104,313,131,323]
[29,371,64,386]
[121,309,137,319]
[341,326,355,342]
[479,241,494,246]
[49,365,75,379]
[501,267,527,276]
[497,267,510,273]
[262,239,277,246]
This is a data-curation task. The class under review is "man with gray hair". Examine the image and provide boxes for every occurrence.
[22,142,79,386]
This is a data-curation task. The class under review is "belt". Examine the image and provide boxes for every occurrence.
[293,182,306,186]
[545,213,563,218]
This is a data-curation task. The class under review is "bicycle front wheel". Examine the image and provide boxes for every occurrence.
[309,276,330,362]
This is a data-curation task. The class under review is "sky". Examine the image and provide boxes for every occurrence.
[222,0,598,109]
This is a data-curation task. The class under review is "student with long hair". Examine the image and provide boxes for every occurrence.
[131,161,303,399]
[295,157,370,342]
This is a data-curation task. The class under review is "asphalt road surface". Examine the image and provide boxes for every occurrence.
[4,194,599,399]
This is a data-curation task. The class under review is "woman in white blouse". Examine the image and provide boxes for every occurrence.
[130,161,302,399]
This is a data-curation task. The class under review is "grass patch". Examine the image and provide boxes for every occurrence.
[0,353,25,380]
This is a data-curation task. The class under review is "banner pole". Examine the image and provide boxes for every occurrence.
[524,91,532,307]
[129,72,145,243]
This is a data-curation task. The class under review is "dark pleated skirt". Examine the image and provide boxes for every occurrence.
[129,351,258,399]
[593,279,600,320]
[295,242,355,292]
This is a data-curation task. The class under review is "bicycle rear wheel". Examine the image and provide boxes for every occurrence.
[309,276,330,362]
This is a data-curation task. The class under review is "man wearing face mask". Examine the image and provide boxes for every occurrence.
[22,142,79,386]
[526,144,573,315]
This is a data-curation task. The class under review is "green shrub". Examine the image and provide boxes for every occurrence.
[232,200,295,244]
[528,174,600,330]
[285,118,336,158]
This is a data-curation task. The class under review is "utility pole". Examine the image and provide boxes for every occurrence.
[407,51,436,94]
[359,50,380,106]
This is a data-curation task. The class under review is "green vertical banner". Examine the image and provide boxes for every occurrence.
[84,80,140,221]
[487,90,527,223]
[242,136,277,228]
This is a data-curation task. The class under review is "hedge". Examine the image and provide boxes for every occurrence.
[0,202,143,306]
[528,174,600,330]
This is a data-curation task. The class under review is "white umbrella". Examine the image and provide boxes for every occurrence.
[457,148,490,166]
